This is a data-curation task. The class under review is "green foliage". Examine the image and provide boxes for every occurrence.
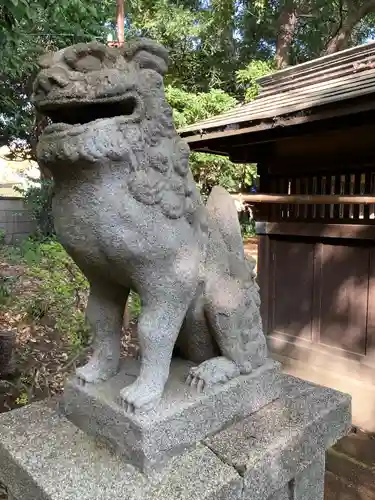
[28,240,89,348]
[0,276,13,306]
[127,0,238,92]
[15,179,55,238]
[2,239,90,350]
[166,86,237,128]
[166,85,257,195]
[0,0,113,148]
[3,0,374,241]
[189,153,257,198]
[15,392,29,406]
[236,60,275,102]
[239,215,256,238]
[128,291,141,320]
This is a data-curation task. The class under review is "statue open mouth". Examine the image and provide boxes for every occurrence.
[39,94,140,135]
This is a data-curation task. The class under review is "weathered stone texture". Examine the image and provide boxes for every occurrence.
[61,357,282,472]
[32,40,268,414]
[0,377,351,500]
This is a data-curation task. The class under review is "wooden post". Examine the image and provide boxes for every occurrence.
[116,0,125,46]
[116,0,129,327]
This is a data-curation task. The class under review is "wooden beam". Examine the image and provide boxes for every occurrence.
[257,222,375,240]
[232,193,375,205]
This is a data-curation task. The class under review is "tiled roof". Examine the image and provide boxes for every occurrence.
[179,41,375,141]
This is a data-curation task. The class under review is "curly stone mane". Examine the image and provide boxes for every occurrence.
[118,41,203,224]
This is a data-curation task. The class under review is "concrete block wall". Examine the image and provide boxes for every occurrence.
[0,198,36,244]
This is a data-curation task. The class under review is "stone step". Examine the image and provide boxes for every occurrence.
[325,471,375,500]
[326,438,375,499]
[334,430,375,467]
[327,448,375,493]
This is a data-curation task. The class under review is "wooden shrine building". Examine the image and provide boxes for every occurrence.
[179,42,375,431]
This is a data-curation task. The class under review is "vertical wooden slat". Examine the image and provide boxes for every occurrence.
[270,177,278,222]
[312,176,318,219]
[353,173,361,220]
[370,172,375,220]
[287,178,292,219]
[343,173,351,220]
[295,178,301,220]
[349,174,355,219]
[258,235,271,335]
[279,177,287,220]
[320,175,326,219]
[364,172,371,221]
[307,177,314,219]
[257,163,271,223]
[289,177,297,220]
[338,174,345,219]
[328,175,334,219]
[312,243,322,344]
[315,175,322,220]
[359,174,366,220]
[301,177,308,219]
[333,174,341,219]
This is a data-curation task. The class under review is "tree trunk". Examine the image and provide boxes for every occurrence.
[324,0,375,55]
[275,1,299,69]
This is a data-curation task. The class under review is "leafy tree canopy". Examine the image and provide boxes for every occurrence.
[1,0,375,192]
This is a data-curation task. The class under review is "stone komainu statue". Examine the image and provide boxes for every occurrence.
[32,39,268,412]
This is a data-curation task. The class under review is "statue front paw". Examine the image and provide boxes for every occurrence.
[119,377,164,414]
[186,356,242,392]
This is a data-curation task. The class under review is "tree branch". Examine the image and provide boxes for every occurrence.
[324,0,375,54]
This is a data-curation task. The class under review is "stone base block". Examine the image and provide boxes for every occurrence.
[0,401,242,500]
[0,376,351,500]
[267,453,325,500]
[60,357,282,472]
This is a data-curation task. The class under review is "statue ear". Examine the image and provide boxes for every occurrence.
[124,38,169,75]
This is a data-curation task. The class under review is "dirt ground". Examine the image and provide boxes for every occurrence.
[0,253,138,414]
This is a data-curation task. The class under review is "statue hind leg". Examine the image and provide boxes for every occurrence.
[175,283,220,365]
[186,185,268,390]
[187,273,268,390]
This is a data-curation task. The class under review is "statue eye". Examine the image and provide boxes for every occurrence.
[63,43,110,72]
[74,54,102,72]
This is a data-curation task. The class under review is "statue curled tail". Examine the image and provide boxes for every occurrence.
[181,186,268,389]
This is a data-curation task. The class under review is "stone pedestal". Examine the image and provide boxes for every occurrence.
[61,358,282,472]
[0,374,351,500]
